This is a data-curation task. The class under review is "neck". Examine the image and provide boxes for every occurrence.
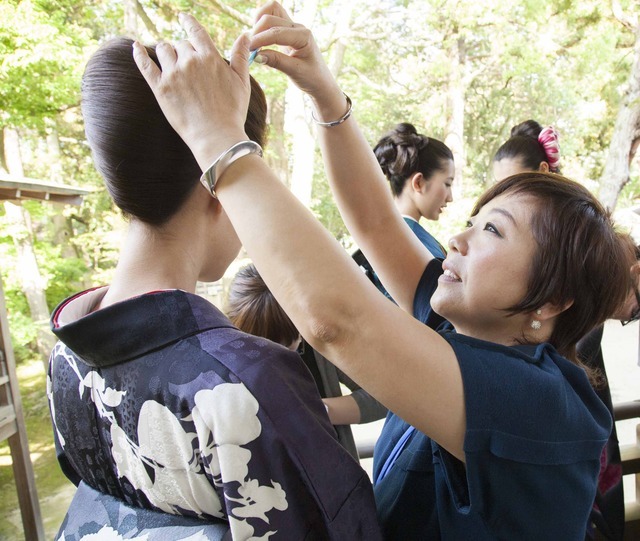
[451,318,553,348]
[394,195,420,222]
[100,220,202,308]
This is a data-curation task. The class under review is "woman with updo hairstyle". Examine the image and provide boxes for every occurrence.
[82,39,268,226]
[493,119,561,181]
[47,38,380,540]
[373,122,454,259]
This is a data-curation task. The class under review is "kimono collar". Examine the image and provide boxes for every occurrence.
[50,288,234,368]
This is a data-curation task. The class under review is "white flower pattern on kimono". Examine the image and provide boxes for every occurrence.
[47,353,64,447]
[228,516,277,541]
[82,371,126,408]
[191,383,289,538]
[228,479,288,522]
[111,401,223,518]
[191,383,263,484]
[56,351,289,540]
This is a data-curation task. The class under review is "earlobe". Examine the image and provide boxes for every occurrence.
[538,299,574,321]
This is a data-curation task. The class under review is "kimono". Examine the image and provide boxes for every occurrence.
[48,287,381,540]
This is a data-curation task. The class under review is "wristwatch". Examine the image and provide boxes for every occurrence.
[199,140,263,198]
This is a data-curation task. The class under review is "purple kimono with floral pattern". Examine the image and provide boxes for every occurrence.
[48,287,381,540]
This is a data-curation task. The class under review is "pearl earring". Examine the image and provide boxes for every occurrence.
[531,309,542,330]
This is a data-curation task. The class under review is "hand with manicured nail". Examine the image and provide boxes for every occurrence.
[132,13,251,170]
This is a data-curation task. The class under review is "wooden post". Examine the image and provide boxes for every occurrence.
[0,276,44,540]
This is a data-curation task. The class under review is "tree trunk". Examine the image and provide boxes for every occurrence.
[444,35,466,198]
[597,19,640,211]
[3,128,56,366]
[46,122,63,182]
[267,96,290,188]
[284,0,319,207]
[0,129,7,174]
[45,124,78,258]
[286,86,316,205]
[124,0,138,38]
[285,0,353,207]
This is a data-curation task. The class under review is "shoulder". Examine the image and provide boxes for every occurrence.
[403,218,445,258]
[442,332,611,458]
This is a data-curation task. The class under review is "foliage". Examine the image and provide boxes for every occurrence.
[0,0,93,129]
[0,0,638,534]
[0,359,73,539]
[0,0,637,363]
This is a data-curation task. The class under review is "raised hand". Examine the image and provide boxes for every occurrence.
[249,1,346,121]
[133,13,251,169]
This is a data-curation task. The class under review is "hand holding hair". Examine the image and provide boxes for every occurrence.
[250,1,348,125]
[132,13,251,170]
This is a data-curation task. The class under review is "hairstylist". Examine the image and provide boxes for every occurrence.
[133,7,635,539]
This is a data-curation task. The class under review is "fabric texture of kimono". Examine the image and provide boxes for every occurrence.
[48,287,381,540]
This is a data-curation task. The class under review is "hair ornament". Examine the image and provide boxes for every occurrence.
[538,126,561,172]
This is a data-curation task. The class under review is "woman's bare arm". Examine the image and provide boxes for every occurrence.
[132,13,466,460]
[250,3,432,313]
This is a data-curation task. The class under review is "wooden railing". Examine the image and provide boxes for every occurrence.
[614,400,640,539]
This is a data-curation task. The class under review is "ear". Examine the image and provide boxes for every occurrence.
[538,161,550,173]
[409,172,425,193]
[534,299,574,322]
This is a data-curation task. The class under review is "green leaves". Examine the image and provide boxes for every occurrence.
[0,1,92,128]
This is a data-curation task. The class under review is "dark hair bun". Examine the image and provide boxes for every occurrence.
[373,123,452,197]
[510,119,543,140]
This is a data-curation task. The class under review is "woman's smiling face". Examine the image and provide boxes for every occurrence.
[431,192,539,344]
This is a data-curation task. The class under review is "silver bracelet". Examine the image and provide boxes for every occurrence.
[199,140,263,198]
[311,93,352,128]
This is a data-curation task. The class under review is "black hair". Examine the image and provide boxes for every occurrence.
[82,38,268,226]
[475,171,635,362]
[493,119,558,173]
[373,123,454,197]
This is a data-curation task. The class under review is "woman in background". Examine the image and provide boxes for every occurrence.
[227,262,387,460]
[356,122,453,300]
[374,122,453,259]
[493,119,561,180]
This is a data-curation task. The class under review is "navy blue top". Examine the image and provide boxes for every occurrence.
[369,217,446,302]
[373,260,612,540]
[403,216,446,259]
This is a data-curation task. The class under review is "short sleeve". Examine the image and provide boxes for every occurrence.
[433,334,612,538]
[413,259,445,330]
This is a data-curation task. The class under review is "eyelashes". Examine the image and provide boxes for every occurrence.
[465,220,503,238]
